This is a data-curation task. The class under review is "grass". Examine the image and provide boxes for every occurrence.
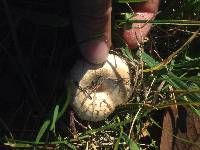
[0,0,200,149]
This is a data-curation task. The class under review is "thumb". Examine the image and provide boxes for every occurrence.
[70,0,112,64]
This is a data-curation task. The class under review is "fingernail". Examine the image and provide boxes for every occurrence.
[80,39,109,64]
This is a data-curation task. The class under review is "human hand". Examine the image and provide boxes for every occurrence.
[70,0,160,64]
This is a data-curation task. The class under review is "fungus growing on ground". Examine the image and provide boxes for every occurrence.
[70,54,131,122]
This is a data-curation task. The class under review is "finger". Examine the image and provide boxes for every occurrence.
[123,0,160,49]
[70,0,112,64]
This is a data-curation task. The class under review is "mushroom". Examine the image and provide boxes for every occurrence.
[70,54,131,122]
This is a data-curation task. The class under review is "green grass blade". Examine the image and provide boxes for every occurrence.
[129,140,140,150]
[114,117,123,150]
[114,135,121,150]
[57,81,72,120]
[117,0,147,3]
[5,139,77,149]
[190,105,200,117]
[163,73,200,101]
[83,118,133,135]
[141,52,160,67]
[126,19,200,26]
[173,58,200,69]
[35,120,50,144]
[122,47,134,61]
[4,142,32,148]
[162,73,200,117]
[122,133,140,150]
[50,105,59,132]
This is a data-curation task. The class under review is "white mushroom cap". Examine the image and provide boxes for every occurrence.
[70,54,131,122]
